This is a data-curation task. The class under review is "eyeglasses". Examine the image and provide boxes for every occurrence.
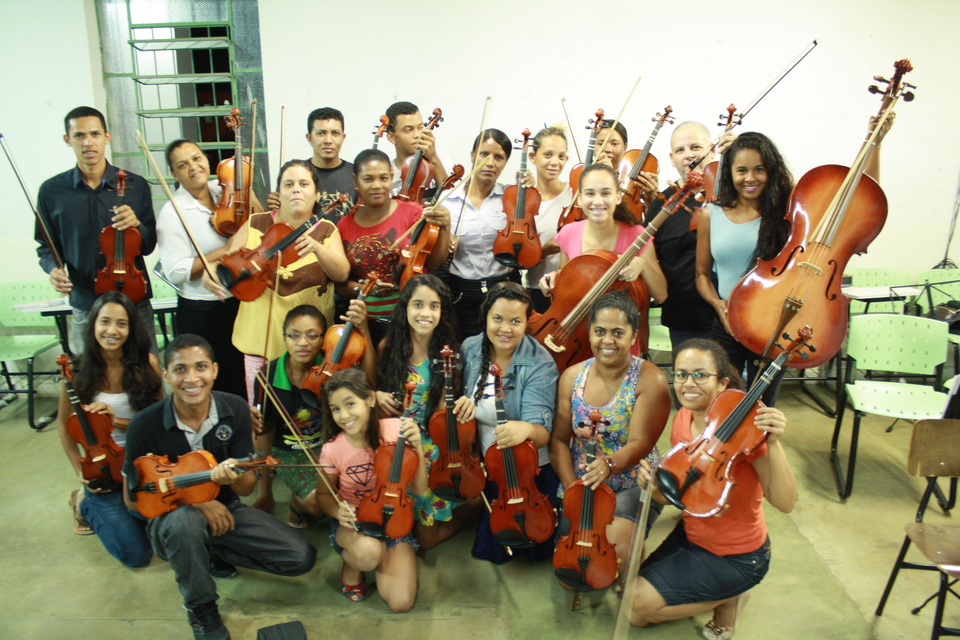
[283,332,322,342]
[672,370,719,384]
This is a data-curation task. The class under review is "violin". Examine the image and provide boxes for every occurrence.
[657,328,813,516]
[131,450,277,519]
[727,60,913,368]
[560,109,605,230]
[688,105,735,232]
[211,107,254,237]
[427,345,485,502]
[397,165,463,289]
[485,363,556,548]
[57,354,123,490]
[554,408,618,592]
[530,173,703,370]
[217,194,347,301]
[371,114,389,150]
[94,169,146,303]
[299,275,377,405]
[618,106,674,218]
[356,380,419,539]
[396,108,443,204]
[494,129,542,269]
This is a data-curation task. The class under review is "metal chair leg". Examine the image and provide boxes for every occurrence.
[26,357,55,431]
[831,409,861,500]
[876,535,913,616]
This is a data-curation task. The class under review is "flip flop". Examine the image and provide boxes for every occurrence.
[70,490,94,536]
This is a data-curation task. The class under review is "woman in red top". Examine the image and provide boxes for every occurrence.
[629,338,796,639]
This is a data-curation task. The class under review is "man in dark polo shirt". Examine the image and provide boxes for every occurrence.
[36,106,157,354]
[123,334,316,640]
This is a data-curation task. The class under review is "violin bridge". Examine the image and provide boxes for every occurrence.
[385,491,399,498]
[507,497,524,505]
[157,478,171,493]
[448,462,462,469]
[575,540,593,548]
[92,454,106,462]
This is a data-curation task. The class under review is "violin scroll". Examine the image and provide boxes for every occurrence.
[653,105,675,125]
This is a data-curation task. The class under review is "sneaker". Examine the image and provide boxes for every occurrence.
[209,552,237,579]
[187,601,231,640]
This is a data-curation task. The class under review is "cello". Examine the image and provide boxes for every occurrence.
[530,173,704,370]
[618,106,674,218]
[657,328,813,516]
[485,363,556,548]
[57,354,124,490]
[560,109,605,229]
[397,165,463,289]
[396,108,443,204]
[299,275,377,405]
[493,129,542,269]
[94,169,146,303]
[727,60,913,368]
[554,408,618,594]
[217,194,347,301]
[211,106,254,237]
[427,345,485,502]
[355,380,419,539]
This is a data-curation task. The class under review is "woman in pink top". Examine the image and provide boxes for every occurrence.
[628,338,797,639]
[539,163,666,303]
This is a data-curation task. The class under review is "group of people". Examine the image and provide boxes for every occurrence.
[41,99,893,640]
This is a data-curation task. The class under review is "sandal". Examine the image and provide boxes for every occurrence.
[287,506,311,529]
[69,489,94,536]
[339,565,366,602]
[702,591,750,640]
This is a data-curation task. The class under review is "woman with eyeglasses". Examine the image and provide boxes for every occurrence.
[251,303,375,523]
[628,338,796,639]
[549,292,671,574]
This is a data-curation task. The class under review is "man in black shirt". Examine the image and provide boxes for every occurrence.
[268,106,355,222]
[36,106,157,354]
[123,334,316,640]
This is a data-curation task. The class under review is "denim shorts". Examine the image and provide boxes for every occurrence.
[614,485,664,532]
[639,521,771,606]
[329,519,419,553]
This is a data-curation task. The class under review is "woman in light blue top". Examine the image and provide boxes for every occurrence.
[694,132,793,404]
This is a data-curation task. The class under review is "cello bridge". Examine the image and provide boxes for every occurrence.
[544,335,566,353]
[798,262,822,275]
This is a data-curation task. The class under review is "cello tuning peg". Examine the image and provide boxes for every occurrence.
[867,85,882,95]
[807,344,817,353]
[873,75,889,84]
[902,91,915,102]
[781,332,792,341]
[800,352,809,360]
[773,342,784,350]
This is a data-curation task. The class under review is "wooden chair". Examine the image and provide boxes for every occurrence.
[876,419,960,639]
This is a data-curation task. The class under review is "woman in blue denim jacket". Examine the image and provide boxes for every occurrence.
[461,282,559,563]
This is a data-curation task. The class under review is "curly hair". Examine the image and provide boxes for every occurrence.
[673,338,743,391]
[472,282,533,404]
[322,368,381,450]
[73,291,161,412]
[714,132,793,263]
[377,274,461,417]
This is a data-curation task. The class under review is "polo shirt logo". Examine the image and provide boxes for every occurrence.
[215,425,233,441]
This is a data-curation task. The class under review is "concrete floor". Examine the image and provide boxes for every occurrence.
[1,380,956,640]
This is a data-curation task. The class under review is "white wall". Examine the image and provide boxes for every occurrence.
[2,0,958,285]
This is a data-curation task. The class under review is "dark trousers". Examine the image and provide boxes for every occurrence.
[711,318,783,406]
[176,296,246,399]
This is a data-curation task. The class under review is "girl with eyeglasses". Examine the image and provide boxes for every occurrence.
[628,338,796,639]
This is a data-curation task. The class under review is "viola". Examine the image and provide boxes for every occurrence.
[560,108,605,230]
[217,194,348,301]
[299,275,377,405]
[485,364,556,548]
[356,380,419,539]
[554,408,618,592]
[427,345,485,502]
[371,114,389,150]
[57,354,123,490]
[397,165,463,289]
[94,169,146,303]
[396,108,443,205]
[131,450,277,519]
[494,129,542,269]
[657,328,813,516]
[618,106,674,219]
[530,173,704,370]
[726,60,913,368]
[211,107,254,237]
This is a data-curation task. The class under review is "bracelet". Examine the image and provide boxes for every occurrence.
[603,456,616,474]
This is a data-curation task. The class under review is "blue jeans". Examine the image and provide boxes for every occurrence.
[147,501,317,607]
[80,488,153,567]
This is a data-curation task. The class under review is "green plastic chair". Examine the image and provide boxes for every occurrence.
[831,314,949,500]
[0,281,62,430]
[646,306,672,355]
[846,268,913,314]
[149,275,179,347]
[916,268,960,313]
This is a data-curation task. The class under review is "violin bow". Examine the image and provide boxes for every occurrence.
[255,370,359,527]
[591,74,642,166]
[611,477,655,639]
[247,94,258,213]
[0,133,66,274]
[689,39,818,171]
[560,98,582,163]
[279,104,287,179]
[136,131,218,282]
[453,96,493,239]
